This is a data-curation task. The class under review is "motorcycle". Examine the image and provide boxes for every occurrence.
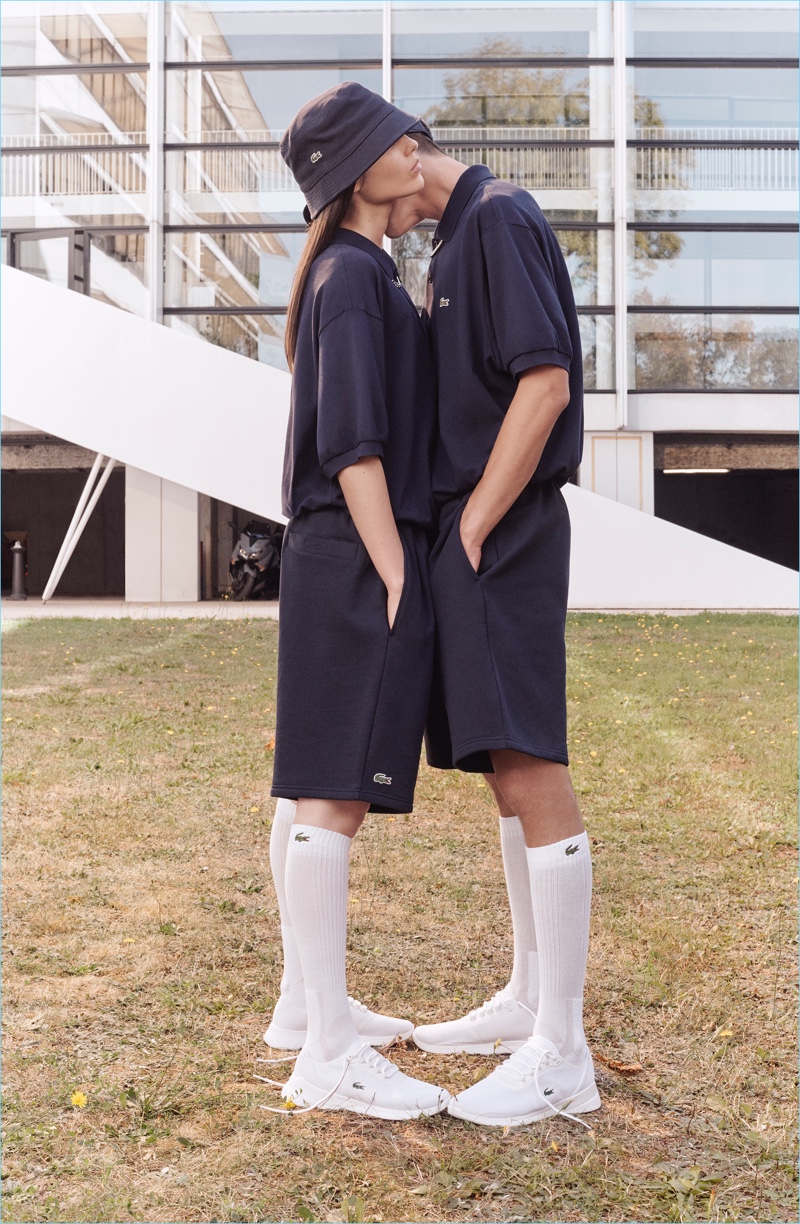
[228,519,283,601]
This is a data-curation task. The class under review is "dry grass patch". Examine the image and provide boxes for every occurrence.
[2,614,797,1223]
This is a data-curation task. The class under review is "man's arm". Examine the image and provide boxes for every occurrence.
[338,456,405,627]
[459,365,570,571]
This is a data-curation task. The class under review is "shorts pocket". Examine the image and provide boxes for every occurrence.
[286,532,359,561]
[388,535,410,635]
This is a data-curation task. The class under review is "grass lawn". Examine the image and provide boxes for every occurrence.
[1,613,797,1224]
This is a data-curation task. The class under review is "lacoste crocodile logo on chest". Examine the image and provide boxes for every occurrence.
[439,297,450,307]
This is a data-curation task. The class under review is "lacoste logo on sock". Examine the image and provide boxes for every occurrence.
[565,844,580,856]
[439,297,450,307]
[294,832,310,842]
[373,772,392,785]
[352,1081,365,1090]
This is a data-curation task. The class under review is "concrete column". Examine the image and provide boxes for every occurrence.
[125,466,199,601]
[580,431,654,514]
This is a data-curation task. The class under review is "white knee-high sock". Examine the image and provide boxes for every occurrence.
[526,831,592,1060]
[268,799,306,1025]
[498,815,539,1011]
[284,824,359,1063]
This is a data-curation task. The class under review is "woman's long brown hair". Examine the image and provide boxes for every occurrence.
[284,184,355,371]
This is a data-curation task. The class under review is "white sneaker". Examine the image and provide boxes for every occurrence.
[280,1041,450,1120]
[412,987,535,1055]
[447,1035,601,1128]
[264,995,414,1050]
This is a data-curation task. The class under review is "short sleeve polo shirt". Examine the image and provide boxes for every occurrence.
[425,166,584,502]
[282,228,436,526]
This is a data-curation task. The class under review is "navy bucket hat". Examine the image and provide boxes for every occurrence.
[280,81,432,223]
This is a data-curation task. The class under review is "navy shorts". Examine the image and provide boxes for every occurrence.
[425,481,570,773]
[271,507,434,814]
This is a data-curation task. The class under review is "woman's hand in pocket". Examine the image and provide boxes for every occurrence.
[386,577,404,629]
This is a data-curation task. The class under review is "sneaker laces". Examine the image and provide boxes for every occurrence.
[524,1042,593,1131]
[256,1043,398,1116]
[469,989,536,1024]
[347,996,370,1016]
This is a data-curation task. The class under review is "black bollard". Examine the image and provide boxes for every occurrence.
[10,540,27,601]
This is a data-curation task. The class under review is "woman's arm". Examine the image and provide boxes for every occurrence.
[338,455,404,628]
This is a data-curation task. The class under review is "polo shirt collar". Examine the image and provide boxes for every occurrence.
[332,227,398,281]
[434,164,494,244]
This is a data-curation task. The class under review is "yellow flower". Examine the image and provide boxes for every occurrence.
[71,1090,87,1108]
[590,750,598,757]
[249,806,260,813]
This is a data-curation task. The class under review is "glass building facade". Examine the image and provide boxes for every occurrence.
[2,0,798,578]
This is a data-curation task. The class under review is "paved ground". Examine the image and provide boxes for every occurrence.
[1,597,279,623]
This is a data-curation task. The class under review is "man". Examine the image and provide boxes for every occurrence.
[387,133,600,1127]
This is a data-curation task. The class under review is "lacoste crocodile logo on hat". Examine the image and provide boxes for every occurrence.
[310,150,322,163]
[373,772,392,785]
[439,297,450,307]
[565,843,580,856]
[294,832,310,842]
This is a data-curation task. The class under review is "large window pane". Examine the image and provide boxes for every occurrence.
[1,0,149,68]
[633,2,798,59]
[632,67,798,132]
[165,147,304,224]
[166,66,381,140]
[167,311,288,371]
[167,2,382,63]
[630,313,799,390]
[166,229,304,309]
[391,3,604,60]
[632,142,798,219]
[3,72,147,139]
[630,230,798,308]
[394,65,597,129]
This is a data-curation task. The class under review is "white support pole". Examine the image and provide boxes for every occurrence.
[147,0,166,323]
[42,458,117,601]
[612,0,628,431]
[41,452,105,602]
[382,1,393,255]
[382,0,392,102]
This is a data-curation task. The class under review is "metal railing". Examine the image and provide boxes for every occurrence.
[3,148,148,197]
[2,126,796,198]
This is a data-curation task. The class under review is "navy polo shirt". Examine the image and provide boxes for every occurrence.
[282,228,435,527]
[425,165,584,502]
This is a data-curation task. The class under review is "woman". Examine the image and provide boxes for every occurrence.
[265,83,447,1119]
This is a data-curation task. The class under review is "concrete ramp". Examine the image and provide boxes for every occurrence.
[2,264,796,610]
[564,482,796,609]
[1,264,289,524]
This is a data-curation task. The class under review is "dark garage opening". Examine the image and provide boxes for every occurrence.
[2,469,125,596]
[654,469,798,571]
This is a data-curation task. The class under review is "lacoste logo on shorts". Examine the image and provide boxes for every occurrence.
[565,844,580,856]
[310,150,322,163]
[439,297,450,307]
[373,772,392,785]
[294,832,310,841]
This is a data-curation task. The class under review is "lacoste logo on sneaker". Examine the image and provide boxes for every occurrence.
[294,832,310,842]
[543,1087,554,1096]
[565,844,580,856]
[373,773,392,785]
[352,1081,365,1090]
[439,297,450,307]
[310,150,322,163]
